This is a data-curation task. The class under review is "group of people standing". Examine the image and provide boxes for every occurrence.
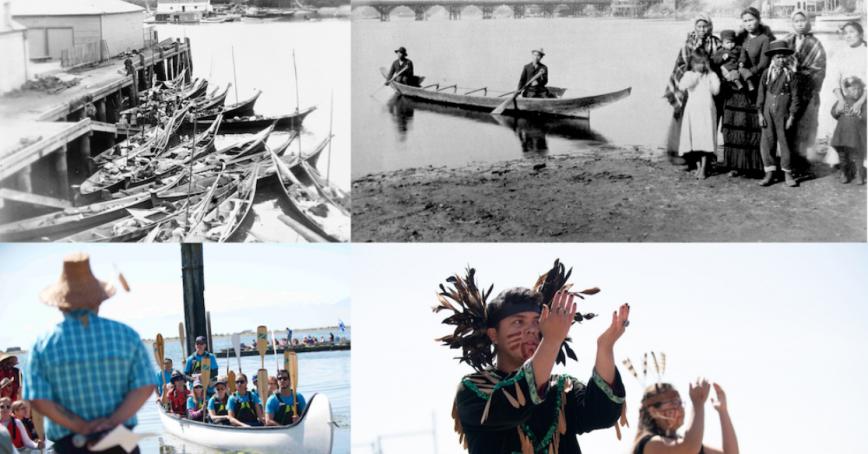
[667,9,866,186]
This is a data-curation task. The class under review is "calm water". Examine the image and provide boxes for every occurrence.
[155,20,350,241]
[352,16,853,177]
[15,333,351,453]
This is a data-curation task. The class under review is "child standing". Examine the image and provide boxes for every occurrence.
[830,77,866,184]
[757,40,801,187]
[713,30,754,91]
[678,49,721,179]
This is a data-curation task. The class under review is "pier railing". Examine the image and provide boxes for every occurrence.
[61,40,108,68]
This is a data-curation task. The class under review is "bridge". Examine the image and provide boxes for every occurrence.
[352,0,613,21]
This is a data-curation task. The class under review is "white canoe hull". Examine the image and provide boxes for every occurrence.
[158,393,334,454]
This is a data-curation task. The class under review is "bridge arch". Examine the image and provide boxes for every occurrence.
[492,4,515,17]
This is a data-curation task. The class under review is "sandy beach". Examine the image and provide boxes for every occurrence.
[352,145,867,242]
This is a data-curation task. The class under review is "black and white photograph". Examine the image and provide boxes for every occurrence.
[0,0,350,243]
[351,2,866,242]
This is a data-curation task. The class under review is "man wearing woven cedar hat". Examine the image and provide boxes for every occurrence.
[24,253,155,453]
[435,260,630,454]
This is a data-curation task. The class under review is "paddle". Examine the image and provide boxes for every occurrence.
[372,65,409,97]
[491,69,545,115]
[256,325,269,403]
[286,351,299,417]
[200,355,211,391]
[228,370,237,395]
[155,334,167,399]
[31,408,45,450]
[271,330,280,373]
[232,333,242,374]
[178,322,187,369]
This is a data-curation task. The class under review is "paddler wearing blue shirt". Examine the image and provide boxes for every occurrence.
[206,377,231,425]
[227,374,263,427]
[265,369,306,426]
[155,358,173,398]
[183,336,218,396]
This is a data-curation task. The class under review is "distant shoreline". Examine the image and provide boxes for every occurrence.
[142,325,350,343]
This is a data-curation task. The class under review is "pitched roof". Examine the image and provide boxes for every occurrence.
[11,0,144,17]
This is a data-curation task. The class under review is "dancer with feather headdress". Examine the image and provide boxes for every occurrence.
[434,259,630,454]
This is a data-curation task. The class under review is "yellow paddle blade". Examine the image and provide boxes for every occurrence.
[256,325,268,356]
[228,370,236,394]
[155,334,165,365]
[288,352,298,392]
[31,408,45,441]
[200,356,211,390]
[178,322,186,357]
[257,368,269,401]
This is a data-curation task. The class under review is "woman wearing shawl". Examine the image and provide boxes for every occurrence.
[783,10,826,172]
[664,15,721,160]
[721,7,776,177]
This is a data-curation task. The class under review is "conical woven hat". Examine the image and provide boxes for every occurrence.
[40,252,115,311]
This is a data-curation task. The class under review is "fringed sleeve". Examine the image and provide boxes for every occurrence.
[456,361,544,432]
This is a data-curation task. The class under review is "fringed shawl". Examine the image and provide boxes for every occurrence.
[782,31,827,95]
[664,31,722,111]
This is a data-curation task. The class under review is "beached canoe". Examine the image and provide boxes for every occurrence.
[381,68,631,119]
[192,106,316,133]
[158,393,334,454]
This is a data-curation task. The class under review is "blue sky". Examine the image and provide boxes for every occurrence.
[351,243,868,454]
[0,244,351,348]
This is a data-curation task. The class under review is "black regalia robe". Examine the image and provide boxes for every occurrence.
[454,362,625,454]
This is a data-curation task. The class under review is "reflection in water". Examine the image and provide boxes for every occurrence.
[385,94,607,155]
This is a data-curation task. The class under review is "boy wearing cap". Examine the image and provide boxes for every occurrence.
[385,47,417,86]
[518,49,552,98]
[713,30,754,92]
[757,40,802,187]
[24,253,156,453]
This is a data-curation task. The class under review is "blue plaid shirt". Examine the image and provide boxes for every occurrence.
[24,309,156,441]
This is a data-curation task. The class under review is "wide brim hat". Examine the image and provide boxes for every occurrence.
[531,48,546,57]
[765,40,795,56]
[0,352,18,364]
[40,252,115,311]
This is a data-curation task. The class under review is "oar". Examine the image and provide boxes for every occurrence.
[287,351,299,417]
[178,323,187,369]
[155,334,167,398]
[227,370,236,395]
[200,355,211,391]
[491,69,545,115]
[31,408,45,451]
[232,333,242,373]
[371,65,408,97]
[271,330,280,373]
[256,325,269,401]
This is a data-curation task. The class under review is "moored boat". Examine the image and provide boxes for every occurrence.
[193,106,316,133]
[195,90,262,120]
[381,68,631,119]
[158,393,333,454]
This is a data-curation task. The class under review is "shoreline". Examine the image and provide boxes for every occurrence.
[352,144,866,242]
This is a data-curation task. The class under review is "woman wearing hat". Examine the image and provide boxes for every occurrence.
[0,354,20,402]
[385,46,417,87]
[186,379,207,422]
[783,10,826,169]
[161,372,190,417]
[24,253,156,453]
[721,7,776,178]
[206,377,231,425]
[757,40,802,187]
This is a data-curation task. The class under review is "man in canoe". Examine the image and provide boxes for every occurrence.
[436,260,629,454]
[385,46,419,87]
[227,374,264,427]
[155,358,174,398]
[184,336,219,397]
[265,369,306,426]
[518,48,553,98]
[24,252,156,453]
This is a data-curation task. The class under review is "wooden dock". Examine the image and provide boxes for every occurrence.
[217,343,352,358]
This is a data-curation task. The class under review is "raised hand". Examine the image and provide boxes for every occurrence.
[711,382,728,413]
[539,291,576,345]
[597,303,630,349]
[689,377,711,405]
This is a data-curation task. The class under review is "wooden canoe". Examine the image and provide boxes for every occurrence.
[192,83,231,111]
[157,393,333,454]
[185,165,260,242]
[193,106,316,133]
[382,69,631,119]
[195,90,262,120]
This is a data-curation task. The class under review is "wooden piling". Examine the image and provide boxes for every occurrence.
[181,244,209,358]
[54,146,69,200]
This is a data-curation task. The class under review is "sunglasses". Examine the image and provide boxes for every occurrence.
[235,380,246,384]
[0,405,10,410]
[278,376,290,381]
[652,398,683,409]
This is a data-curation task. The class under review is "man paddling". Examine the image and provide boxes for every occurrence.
[436,261,629,454]
[184,336,218,397]
[264,369,306,426]
[385,46,418,87]
[24,253,156,453]
[518,48,553,98]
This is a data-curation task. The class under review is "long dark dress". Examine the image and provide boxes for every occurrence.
[454,362,625,454]
[722,25,775,173]
[783,31,826,167]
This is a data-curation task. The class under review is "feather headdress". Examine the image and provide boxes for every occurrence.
[434,259,599,372]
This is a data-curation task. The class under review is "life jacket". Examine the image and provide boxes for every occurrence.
[209,395,229,418]
[230,392,258,424]
[271,392,299,426]
[168,388,189,415]
[4,418,23,449]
